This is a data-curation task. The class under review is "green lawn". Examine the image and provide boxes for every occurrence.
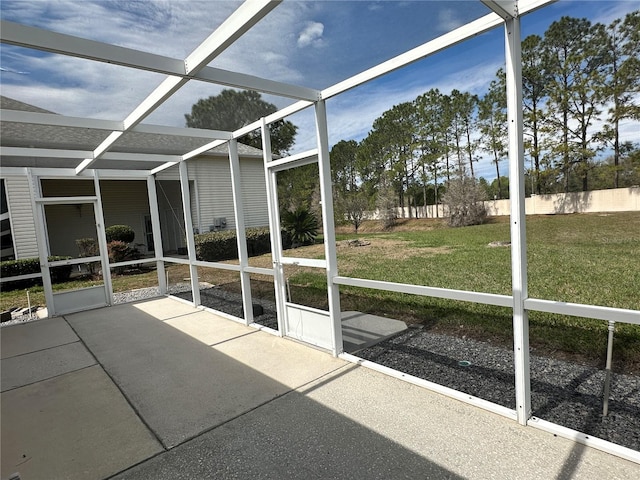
[296,212,640,372]
[2,212,639,372]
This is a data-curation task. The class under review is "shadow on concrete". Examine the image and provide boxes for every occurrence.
[556,441,588,480]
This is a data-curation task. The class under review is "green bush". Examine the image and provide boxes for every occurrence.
[0,256,73,291]
[281,208,319,246]
[76,237,99,257]
[194,227,292,262]
[105,224,135,243]
[107,240,141,264]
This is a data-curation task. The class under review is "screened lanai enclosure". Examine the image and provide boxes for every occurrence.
[1,0,639,464]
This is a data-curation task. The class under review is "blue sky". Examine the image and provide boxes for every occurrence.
[1,0,639,180]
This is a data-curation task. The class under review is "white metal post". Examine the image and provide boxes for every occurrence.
[179,160,200,306]
[261,119,287,335]
[147,176,167,294]
[92,171,113,304]
[505,15,531,425]
[27,169,55,316]
[314,100,344,357]
[228,139,254,325]
[602,320,616,416]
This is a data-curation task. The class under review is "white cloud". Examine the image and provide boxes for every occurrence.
[437,8,465,32]
[297,21,325,48]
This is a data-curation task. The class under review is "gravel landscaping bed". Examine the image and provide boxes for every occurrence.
[173,285,279,330]
[357,326,640,452]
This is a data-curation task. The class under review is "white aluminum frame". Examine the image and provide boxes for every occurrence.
[2,0,638,462]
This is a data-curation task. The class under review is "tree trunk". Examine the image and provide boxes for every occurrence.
[494,151,502,199]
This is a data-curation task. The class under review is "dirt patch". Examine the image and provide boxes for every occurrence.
[336,238,451,274]
[336,218,448,234]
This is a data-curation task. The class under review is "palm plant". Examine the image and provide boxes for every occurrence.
[281,207,319,246]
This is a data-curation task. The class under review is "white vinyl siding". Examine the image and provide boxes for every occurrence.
[157,155,269,233]
[239,157,269,228]
[4,176,38,259]
[187,157,235,232]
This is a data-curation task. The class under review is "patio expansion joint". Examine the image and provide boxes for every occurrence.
[204,329,260,348]
[1,363,97,394]
[61,315,170,452]
[0,339,79,360]
[159,310,208,323]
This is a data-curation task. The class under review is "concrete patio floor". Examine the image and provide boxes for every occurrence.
[1,297,637,480]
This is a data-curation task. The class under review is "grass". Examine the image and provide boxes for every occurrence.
[2,212,639,372]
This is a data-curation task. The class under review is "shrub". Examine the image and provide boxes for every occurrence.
[105,224,135,243]
[76,237,100,275]
[376,173,397,230]
[442,175,487,227]
[280,208,319,246]
[107,240,140,264]
[0,256,73,291]
[76,237,99,257]
[194,227,292,262]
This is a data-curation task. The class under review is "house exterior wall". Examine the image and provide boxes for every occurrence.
[156,155,269,233]
[1,155,270,260]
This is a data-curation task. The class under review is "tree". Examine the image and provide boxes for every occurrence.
[276,163,319,214]
[185,89,297,156]
[415,89,447,217]
[341,192,369,234]
[599,11,640,188]
[450,90,479,178]
[365,103,417,217]
[478,72,507,199]
[522,34,551,194]
[330,139,359,195]
[541,17,608,192]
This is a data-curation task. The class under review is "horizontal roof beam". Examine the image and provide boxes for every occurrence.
[233,100,314,138]
[0,167,150,178]
[0,19,317,101]
[0,109,232,139]
[182,139,227,161]
[131,123,232,140]
[1,146,181,163]
[266,148,318,171]
[1,146,91,159]
[0,20,185,74]
[150,161,181,175]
